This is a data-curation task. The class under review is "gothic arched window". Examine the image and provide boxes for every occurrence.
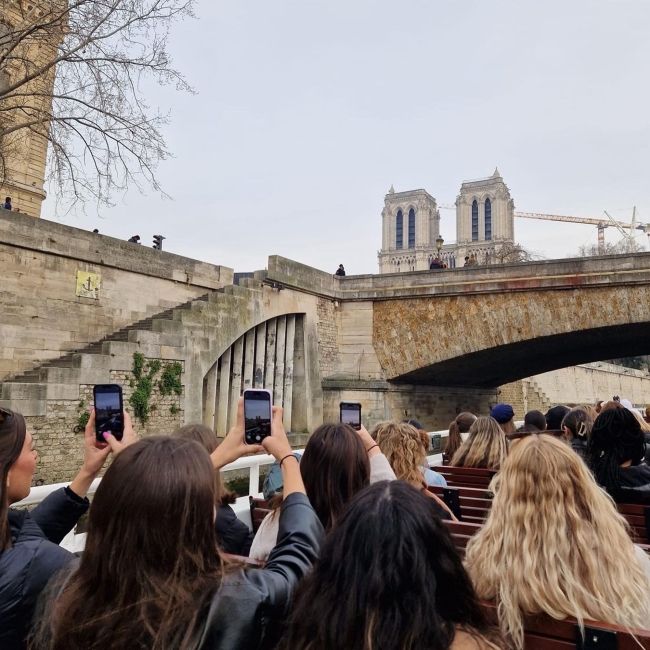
[485,198,492,241]
[408,208,415,248]
[471,200,479,241]
[396,210,403,249]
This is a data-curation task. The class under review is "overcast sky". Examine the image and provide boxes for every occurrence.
[47,0,650,275]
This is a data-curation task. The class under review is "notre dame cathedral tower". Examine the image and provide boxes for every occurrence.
[378,168,515,272]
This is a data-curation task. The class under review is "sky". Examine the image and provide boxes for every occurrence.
[46,0,650,274]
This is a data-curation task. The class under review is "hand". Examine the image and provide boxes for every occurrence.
[102,410,138,457]
[261,405,293,461]
[80,409,112,476]
[357,425,380,456]
[211,398,263,469]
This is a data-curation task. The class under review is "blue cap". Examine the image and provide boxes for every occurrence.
[262,452,302,500]
[490,403,515,424]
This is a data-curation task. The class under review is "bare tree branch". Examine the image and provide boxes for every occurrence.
[0,0,195,212]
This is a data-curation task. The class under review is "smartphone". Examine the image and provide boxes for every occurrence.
[93,384,124,442]
[244,389,272,445]
[340,402,362,431]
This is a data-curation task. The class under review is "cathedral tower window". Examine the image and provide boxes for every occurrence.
[471,200,479,241]
[408,208,415,248]
[396,210,403,249]
[485,198,492,240]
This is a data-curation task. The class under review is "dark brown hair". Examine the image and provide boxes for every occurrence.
[173,423,236,504]
[0,408,27,551]
[35,436,222,649]
[300,423,370,531]
[281,481,498,650]
[446,412,476,461]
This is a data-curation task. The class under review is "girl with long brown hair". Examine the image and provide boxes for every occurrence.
[445,412,477,462]
[451,416,508,470]
[0,409,123,649]
[31,400,322,650]
[465,434,650,649]
[249,422,395,561]
[173,423,253,555]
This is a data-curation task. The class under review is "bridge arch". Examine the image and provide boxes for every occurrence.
[372,283,650,388]
[200,314,307,435]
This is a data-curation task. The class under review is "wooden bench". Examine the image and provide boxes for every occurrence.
[482,602,650,649]
[442,519,482,557]
[434,465,497,489]
[249,496,272,534]
[616,502,650,545]
[428,484,492,523]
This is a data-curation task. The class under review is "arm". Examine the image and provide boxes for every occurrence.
[33,410,116,542]
[357,425,396,483]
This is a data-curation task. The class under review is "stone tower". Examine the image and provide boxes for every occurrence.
[378,187,443,273]
[0,2,62,217]
[455,168,515,263]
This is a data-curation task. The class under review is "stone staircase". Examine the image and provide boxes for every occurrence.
[498,377,553,419]
[0,279,266,416]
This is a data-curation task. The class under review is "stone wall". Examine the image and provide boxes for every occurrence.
[0,210,232,379]
[322,379,496,431]
[29,357,184,485]
[316,298,339,378]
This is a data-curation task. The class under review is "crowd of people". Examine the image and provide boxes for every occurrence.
[1,393,650,649]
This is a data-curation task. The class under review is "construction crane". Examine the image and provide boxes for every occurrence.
[439,204,650,253]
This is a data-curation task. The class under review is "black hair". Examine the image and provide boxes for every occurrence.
[523,410,546,431]
[561,407,593,440]
[281,481,496,650]
[545,405,570,431]
[403,418,424,430]
[589,407,645,494]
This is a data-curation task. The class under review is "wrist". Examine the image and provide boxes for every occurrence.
[77,465,96,481]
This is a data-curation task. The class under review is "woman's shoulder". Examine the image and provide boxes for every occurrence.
[3,511,74,582]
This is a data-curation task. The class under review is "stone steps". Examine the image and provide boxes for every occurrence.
[0,292,216,415]
[0,283,280,419]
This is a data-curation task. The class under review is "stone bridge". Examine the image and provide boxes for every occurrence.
[2,211,650,482]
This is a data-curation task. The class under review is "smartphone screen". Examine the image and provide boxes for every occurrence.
[244,389,272,444]
[94,384,124,442]
[340,402,362,430]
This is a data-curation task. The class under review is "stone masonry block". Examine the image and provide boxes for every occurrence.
[77,368,112,384]
[128,329,183,347]
[151,319,183,334]
[45,383,80,400]
[0,398,46,416]
[1,382,46,400]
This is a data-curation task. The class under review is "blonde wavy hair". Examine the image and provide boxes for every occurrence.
[465,434,650,649]
[450,416,507,470]
[372,421,427,487]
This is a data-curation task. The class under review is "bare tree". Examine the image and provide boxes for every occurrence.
[0,0,194,212]
[578,237,644,257]
[490,241,541,264]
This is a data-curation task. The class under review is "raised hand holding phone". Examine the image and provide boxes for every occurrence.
[93,384,124,442]
[211,397,264,470]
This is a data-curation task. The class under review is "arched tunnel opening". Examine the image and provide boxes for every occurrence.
[390,322,650,388]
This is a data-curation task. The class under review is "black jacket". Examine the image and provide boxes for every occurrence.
[216,504,254,556]
[195,492,323,649]
[0,487,88,649]
[34,492,322,650]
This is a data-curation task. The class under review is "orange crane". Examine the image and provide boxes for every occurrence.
[439,205,649,253]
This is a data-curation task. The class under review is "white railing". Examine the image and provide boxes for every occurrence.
[16,430,449,552]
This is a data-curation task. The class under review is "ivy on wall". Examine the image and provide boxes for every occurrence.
[129,353,182,425]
